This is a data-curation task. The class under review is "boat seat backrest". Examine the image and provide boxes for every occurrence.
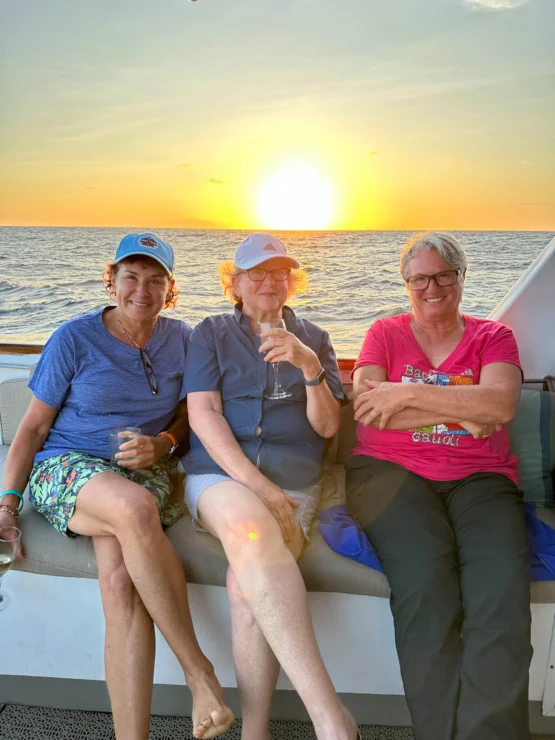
[0,378,33,445]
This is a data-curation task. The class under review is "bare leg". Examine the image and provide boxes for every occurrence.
[69,472,234,739]
[198,482,357,740]
[228,527,305,740]
[94,535,155,740]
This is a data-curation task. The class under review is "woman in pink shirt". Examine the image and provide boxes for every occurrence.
[347,232,531,740]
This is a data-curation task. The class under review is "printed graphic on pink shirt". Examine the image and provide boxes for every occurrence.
[401,365,474,446]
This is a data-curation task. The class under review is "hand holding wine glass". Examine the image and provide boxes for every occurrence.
[258,320,322,399]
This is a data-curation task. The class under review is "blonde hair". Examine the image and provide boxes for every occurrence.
[400,231,467,279]
[218,261,309,305]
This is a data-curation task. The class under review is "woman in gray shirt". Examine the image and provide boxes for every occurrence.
[182,233,359,740]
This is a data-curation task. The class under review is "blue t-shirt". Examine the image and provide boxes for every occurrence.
[181,304,346,489]
[29,308,192,462]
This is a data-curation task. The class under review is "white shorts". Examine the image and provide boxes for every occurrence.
[181,470,321,540]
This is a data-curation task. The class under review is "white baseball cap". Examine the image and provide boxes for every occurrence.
[234,233,300,270]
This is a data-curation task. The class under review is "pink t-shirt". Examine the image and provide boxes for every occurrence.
[352,313,522,483]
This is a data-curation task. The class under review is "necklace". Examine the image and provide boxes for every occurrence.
[116,313,156,350]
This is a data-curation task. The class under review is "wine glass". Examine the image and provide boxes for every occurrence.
[258,319,292,400]
[0,526,22,612]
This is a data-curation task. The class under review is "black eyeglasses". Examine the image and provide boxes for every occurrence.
[247,267,291,282]
[405,270,459,292]
[140,349,159,395]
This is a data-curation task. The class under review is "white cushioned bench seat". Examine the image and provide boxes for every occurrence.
[3,452,554,603]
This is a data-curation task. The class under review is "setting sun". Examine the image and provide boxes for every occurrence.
[256,162,335,231]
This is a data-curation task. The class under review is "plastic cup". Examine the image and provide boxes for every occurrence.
[109,427,141,461]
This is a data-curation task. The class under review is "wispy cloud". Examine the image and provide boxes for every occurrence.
[210,178,228,185]
[464,0,530,11]
[369,151,379,157]
[177,163,193,168]
[231,66,550,117]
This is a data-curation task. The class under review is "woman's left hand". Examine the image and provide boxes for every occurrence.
[259,328,321,379]
[115,434,170,470]
[459,420,503,440]
[354,380,412,429]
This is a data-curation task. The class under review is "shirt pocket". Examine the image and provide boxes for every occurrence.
[223,398,258,438]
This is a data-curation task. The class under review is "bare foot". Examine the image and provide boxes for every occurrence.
[189,669,235,739]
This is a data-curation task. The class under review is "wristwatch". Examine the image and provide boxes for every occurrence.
[156,431,179,457]
[304,367,327,386]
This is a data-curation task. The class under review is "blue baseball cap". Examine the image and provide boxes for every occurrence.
[114,233,174,276]
[234,233,300,270]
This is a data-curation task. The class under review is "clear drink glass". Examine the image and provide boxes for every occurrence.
[0,526,22,612]
[258,319,292,400]
[109,427,142,461]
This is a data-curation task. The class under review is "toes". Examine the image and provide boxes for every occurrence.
[193,715,214,739]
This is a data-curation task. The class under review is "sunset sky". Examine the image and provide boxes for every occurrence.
[1,0,553,231]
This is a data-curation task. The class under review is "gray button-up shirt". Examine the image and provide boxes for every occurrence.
[182,304,346,490]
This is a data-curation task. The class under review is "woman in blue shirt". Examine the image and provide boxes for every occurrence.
[0,233,234,740]
[183,233,359,740]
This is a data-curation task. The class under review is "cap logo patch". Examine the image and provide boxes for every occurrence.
[263,242,277,252]
[139,236,158,248]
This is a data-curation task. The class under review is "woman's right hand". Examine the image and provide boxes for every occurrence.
[0,510,23,560]
[255,484,299,542]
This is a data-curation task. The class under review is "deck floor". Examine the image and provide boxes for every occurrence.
[0,705,553,740]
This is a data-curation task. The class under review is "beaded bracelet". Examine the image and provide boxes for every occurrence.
[0,504,20,524]
[0,489,24,513]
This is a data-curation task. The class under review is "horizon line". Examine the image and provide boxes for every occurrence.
[1,224,554,234]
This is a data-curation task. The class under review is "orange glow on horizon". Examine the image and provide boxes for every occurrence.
[1,143,553,232]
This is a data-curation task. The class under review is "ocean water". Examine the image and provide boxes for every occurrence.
[0,227,552,357]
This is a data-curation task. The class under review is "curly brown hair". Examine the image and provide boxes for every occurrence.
[102,256,179,309]
[218,261,309,305]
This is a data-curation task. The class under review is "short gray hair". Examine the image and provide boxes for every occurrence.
[400,232,467,279]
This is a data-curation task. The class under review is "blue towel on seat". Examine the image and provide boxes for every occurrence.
[524,502,555,581]
[318,505,384,573]
[318,502,555,581]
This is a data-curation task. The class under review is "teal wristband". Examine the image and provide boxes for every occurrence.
[0,490,24,513]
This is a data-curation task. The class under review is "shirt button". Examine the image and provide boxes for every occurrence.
[255,426,261,437]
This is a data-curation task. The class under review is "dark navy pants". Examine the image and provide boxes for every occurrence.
[346,455,532,740]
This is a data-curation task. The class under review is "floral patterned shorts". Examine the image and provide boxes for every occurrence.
[29,452,185,537]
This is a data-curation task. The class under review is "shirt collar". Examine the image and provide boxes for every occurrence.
[233,302,299,333]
